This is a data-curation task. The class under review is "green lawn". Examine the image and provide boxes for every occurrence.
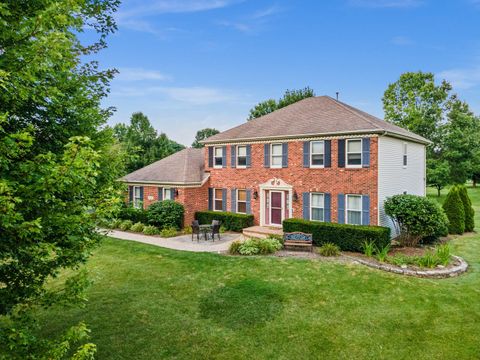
[40,187,480,359]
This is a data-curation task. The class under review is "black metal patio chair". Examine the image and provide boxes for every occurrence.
[191,220,200,242]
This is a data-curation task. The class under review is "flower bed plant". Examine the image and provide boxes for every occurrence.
[228,237,282,256]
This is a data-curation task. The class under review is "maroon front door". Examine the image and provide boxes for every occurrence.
[270,191,283,225]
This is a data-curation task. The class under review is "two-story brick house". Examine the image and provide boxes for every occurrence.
[121,96,428,236]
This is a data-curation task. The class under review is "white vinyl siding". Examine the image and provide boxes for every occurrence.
[378,136,426,237]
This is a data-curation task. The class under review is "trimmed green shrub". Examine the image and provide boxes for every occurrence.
[143,225,160,235]
[443,187,465,234]
[195,211,254,232]
[160,227,178,238]
[119,220,133,231]
[183,225,193,235]
[118,203,148,223]
[458,185,475,232]
[282,218,390,252]
[228,240,243,255]
[255,238,282,254]
[384,194,449,246]
[147,200,184,230]
[130,222,145,233]
[238,239,260,255]
[318,243,340,257]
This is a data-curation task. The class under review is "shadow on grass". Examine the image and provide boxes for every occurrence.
[198,279,284,329]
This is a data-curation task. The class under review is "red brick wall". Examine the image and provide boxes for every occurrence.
[205,138,378,225]
[129,183,209,227]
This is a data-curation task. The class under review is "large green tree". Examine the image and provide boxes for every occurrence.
[248,87,315,120]
[113,112,184,172]
[0,0,122,358]
[383,72,452,152]
[192,128,220,148]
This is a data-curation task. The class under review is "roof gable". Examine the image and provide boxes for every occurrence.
[203,96,429,144]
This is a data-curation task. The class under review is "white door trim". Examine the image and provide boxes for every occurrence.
[259,178,293,227]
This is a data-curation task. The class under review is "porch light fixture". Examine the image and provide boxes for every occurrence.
[293,191,298,202]
[175,189,179,197]
[253,190,258,200]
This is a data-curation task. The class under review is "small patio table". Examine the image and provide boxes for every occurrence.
[199,224,212,241]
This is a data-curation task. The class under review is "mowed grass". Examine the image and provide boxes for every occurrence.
[39,187,480,359]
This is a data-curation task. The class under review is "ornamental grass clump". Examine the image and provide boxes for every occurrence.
[385,194,449,247]
[318,243,340,257]
[443,186,465,234]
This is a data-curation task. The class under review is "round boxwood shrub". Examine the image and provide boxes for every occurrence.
[384,194,449,247]
[147,200,184,230]
[443,186,465,234]
[458,185,475,232]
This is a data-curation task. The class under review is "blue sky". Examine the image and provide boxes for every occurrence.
[97,0,480,145]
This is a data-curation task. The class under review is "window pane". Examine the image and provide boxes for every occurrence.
[347,195,362,210]
[215,157,223,166]
[311,154,324,166]
[403,155,408,166]
[347,153,361,165]
[347,139,361,152]
[347,210,361,225]
[237,190,246,201]
[164,189,171,200]
[311,194,324,207]
[134,187,141,197]
[215,147,223,157]
[271,144,283,155]
[215,200,223,211]
[272,155,282,166]
[237,202,247,213]
[237,146,246,156]
[311,208,324,221]
[238,156,247,166]
[311,141,324,154]
[215,189,223,199]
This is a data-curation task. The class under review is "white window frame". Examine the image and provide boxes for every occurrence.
[237,189,247,214]
[133,186,142,209]
[310,192,325,222]
[310,140,325,168]
[214,147,223,168]
[346,139,362,168]
[163,188,173,200]
[345,194,362,225]
[213,188,223,211]
[236,145,247,168]
[403,143,408,168]
[270,143,283,169]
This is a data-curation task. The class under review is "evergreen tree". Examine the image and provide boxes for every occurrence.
[458,185,475,232]
[443,186,466,234]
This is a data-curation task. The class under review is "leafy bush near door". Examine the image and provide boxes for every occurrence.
[443,187,465,234]
[228,237,282,255]
[282,218,390,252]
[195,211,254,232]
[147,200,184,230]
[117,202,148,223]
[384,194,449,246]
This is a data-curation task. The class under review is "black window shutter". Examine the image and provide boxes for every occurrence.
[324,193,331,222]
[246,189,252,215]
[231,145,236,168]
[246,145,252,168]
[362,138,370,168]
[282,143,288,168]
[264,144,270,168]
[171,188,176,200]
[325,140,332,168]
[303,141,310,168]
[158,187,163,201]
[302,192,310,220]
[338,139,346,168]
[129,186,133,204]
[208,147,213,168]
[222,146,227,168]
[222,188,227,211]
[362,195,370,225]
[231,188,237,212]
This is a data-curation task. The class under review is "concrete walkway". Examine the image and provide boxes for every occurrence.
[103,229,241,253]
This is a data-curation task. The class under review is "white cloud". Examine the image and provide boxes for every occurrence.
[116,0,242,34]
[391,35,414,46]
[116,68,171,81]
[252,5,282,19]
[437,66,480,90]
[348,0,423,8]
[111,85,238,105]
[219,4,283,33]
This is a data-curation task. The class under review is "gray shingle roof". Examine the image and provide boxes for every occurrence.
[203,96,430,144]
[120,148,207,185]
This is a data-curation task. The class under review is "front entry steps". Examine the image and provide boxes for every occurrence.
[242,226,283,239]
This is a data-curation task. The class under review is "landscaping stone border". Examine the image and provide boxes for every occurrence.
[345,255,468,278]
